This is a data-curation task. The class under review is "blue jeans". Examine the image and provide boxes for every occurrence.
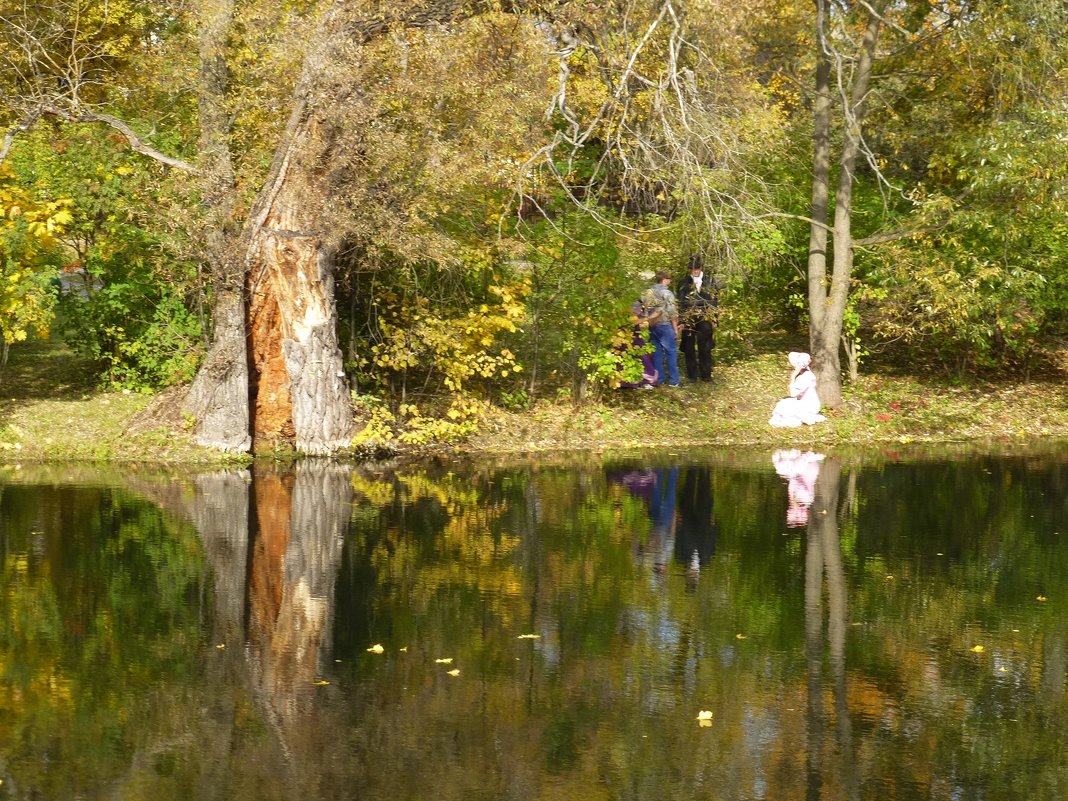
[649,323,680,386]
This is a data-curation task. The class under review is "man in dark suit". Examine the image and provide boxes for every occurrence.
[675,254,717,382]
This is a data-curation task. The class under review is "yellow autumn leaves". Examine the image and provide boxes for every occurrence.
[0,168,71,348]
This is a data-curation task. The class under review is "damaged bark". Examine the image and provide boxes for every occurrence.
[184,0,555,454]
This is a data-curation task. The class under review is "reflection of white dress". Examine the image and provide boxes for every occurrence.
[773,450,825,527]
[769,369,827,428]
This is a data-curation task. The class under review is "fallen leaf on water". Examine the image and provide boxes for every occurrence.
[435,657,453,664]
[698,719,713,728]
[447,669,460,676]
[970,645,985,653]
[696,710,713,721]
[399,647,408,652]
[1037,595,1048,602]
[517,634,541,639]
[735,634,747,640]
[215,643,226,649]
[367,644,385,654]
[313,680,330,686]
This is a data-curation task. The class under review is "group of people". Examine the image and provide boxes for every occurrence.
[625,254,718,389]
[623,256,827,430]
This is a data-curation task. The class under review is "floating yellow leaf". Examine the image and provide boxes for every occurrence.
[970,645,985,653]
[517,634,541,639]
[435,657,453,664]
[698,718,713,728]
[1037,595,1048,602]
[313,680,330,686]
[447,669,460,676]
[696,710,713,721]
[399,646,408,652]
[215,643,226,649]
[367,644,385,654]
[735,634,747,640]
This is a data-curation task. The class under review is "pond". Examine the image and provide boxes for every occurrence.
[0,447,1067,800]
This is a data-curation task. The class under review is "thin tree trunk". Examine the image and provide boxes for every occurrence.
[808,1,885,409]
[804,508,824,801]
[807,0,832,343]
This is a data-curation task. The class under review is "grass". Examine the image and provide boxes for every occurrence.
[0,340,242,465]
[0,337,1065,465]
[462,347,1068,457]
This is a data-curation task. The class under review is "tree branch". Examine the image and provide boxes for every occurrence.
[852,223,943,247]
[0,111,42,165]
[40,104,197,172]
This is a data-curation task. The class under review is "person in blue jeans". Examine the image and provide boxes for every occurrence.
[640,271,681,387]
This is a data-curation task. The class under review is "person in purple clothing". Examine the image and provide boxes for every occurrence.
[618,299,658,389]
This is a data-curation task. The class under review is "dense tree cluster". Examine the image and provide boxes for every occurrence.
[1,0,1066,452]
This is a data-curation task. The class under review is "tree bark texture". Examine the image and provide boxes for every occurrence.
[807,1,885,409]
[185,0,555,454]
[183,0,252,452]
[245,461,351,792]
[244,116,352,454]
[808,2,834,406]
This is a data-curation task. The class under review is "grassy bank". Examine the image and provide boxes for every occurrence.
[0,339,1066,465]
[0,340,238,465]
[464,350,1068,455]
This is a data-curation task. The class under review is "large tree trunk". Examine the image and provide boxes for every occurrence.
[183,0,252,452]
[807,1,885,409]
[185,0,522,455]
[243,110,353,454]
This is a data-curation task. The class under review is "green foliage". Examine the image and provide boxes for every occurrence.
[0,166,69,365]
[517,205,634,396]
[11,128,203,390]
[859,106,1068,375]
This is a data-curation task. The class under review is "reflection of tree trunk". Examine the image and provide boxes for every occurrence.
[804,516,824,801]
[814,458,859,801]
[188,470,253,801]
[805,457,858,801]
[246,460,351,794]
[124,468,256,801]
[189,471,252,643]
[1042,632,1066,701]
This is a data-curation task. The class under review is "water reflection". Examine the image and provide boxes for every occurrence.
[803,456,858,801]
[2,450,1068,799]
[609,467,719,583]
[774,449,825,527]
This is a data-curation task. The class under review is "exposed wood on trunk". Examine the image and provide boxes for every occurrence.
[186,0,559,455]
[244,108,352,453]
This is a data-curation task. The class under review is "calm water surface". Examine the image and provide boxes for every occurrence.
[1,449,1068,800]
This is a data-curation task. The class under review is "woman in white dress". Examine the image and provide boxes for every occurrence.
[769,352,827,428]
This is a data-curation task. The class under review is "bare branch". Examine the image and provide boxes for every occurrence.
[40,104,197,172]
[0,111,42,165]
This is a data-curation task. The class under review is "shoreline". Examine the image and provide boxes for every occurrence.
[0,347,1065,467]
